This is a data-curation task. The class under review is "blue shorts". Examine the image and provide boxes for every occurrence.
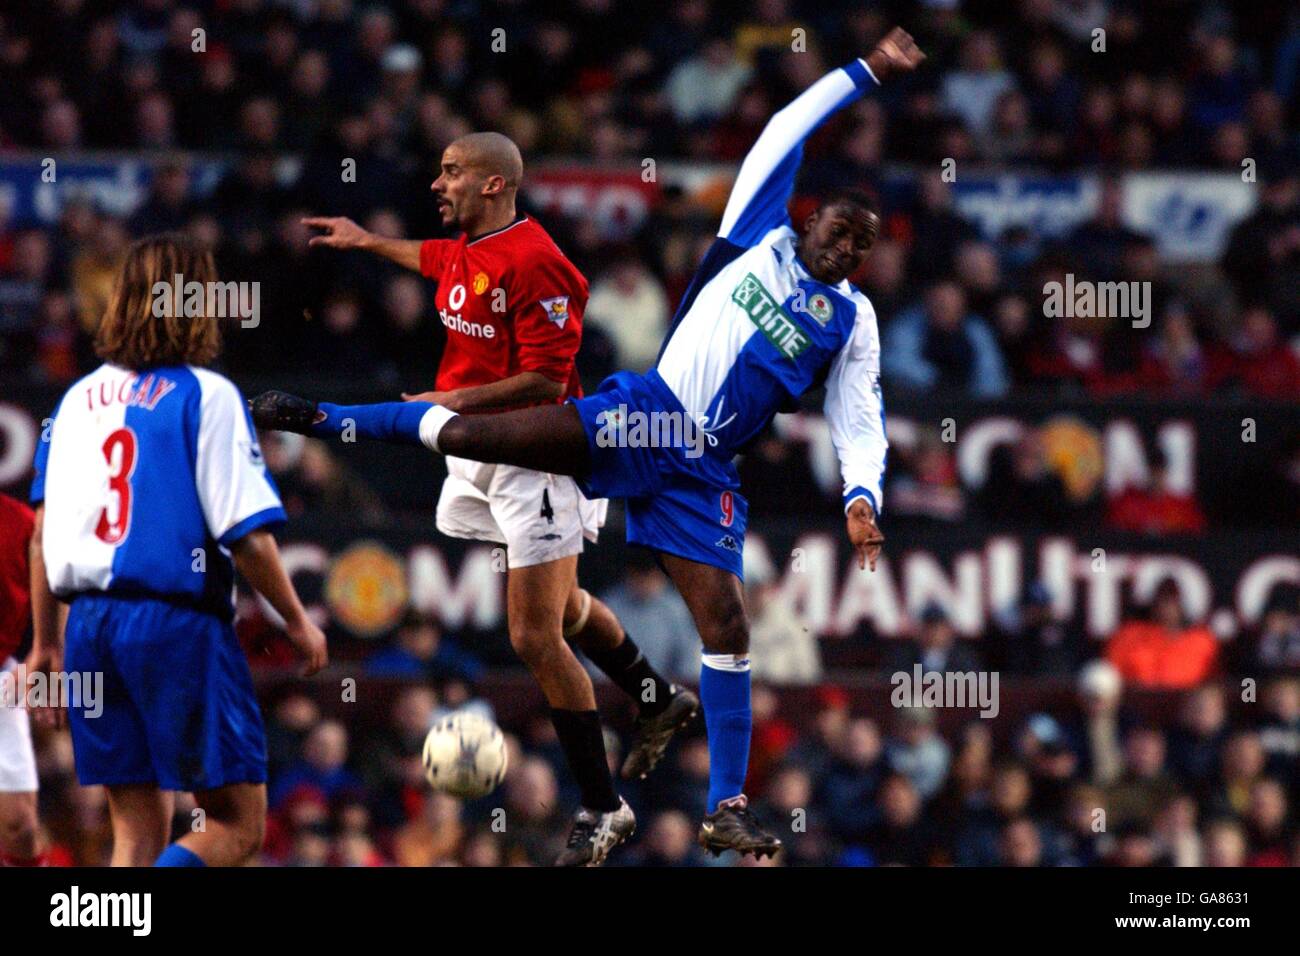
[570,370,749,579]
[64,593,267,792]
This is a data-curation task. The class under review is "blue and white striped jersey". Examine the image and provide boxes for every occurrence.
[31,363,285,615]
[655,58,888,515]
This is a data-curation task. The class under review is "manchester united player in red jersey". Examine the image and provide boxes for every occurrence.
[302,132,697,865]
[0,492,46,865]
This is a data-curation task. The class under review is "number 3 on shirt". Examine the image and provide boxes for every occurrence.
[95,427,138,545]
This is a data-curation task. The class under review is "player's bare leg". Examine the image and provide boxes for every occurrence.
[0,791,42,865]
[563,584,700,779]
[105,784,174,866]
[167,782,267,867]
[249,391,590,476]
[656,553,782,859]
[510,555,634,866]
[510,556,595,709]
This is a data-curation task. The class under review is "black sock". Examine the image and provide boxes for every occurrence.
[550,708,620,813]
[584,634,674,717]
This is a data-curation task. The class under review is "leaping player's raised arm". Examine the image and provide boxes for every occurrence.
[717,61,880,248]
[718,28,925,249]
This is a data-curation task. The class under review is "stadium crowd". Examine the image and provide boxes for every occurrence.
[4,0,1299,866]
[26,659,1300,866]
[1,0,1298,398]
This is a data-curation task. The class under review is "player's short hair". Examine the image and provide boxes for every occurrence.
[95,233,222,370]
[821,187,880,219]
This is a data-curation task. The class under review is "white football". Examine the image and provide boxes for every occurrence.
[421,711,508,799]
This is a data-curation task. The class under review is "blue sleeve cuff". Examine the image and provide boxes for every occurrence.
[219,506,287,546]
[29,479,44,505]
[846,59,880,88]
[844,488,878,515]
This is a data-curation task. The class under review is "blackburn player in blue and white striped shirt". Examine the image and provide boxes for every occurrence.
[253,27,925,858]
[28,235,327,866]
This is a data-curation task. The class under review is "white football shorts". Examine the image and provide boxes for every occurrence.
[0,659,38,793]
[436,457,607,570]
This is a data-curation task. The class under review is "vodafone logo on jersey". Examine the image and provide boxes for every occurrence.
[439,283,496,339]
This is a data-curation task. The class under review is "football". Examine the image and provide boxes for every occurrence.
[421,711,508,799]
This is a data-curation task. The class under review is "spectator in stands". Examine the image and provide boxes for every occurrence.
[1202,817,1249,866]
[954,761,1033,866]
[1243,778,1291,865]
[885,707,951,801]
[1062,660,1126,787]
[884,427,965,523]
[1221,164,1300,326]
[1258,677,1300,773]
[584,252,670,372]
[391,791,463,867]
[1204,731,1268,820]
[1066,179,1149,282]
[1105,581,1219,689]
[68,215,128,334]
[269,720,364,810]
[906,171,980,285]
[597,550,699,681]
[1168,683,1230,783]
[941,31,1016,138]
[883,281,1009,397]
[1223,306,1300,400]
[1105,726,1180,829]
[664,32,751,125]
[754,765,829,866]
[819,716,883,844]
[365,611,484,684]
[884,603,982,675]
[977,428,1076,526]
[621,810,705,867]
[862,773,940,866]
[127,159,195,235]
[269,438,389,526]
[745,563,822,686]
[991,581,1080,676]
[1055,783,1109,866]
[1105,447,1207,534]
[1135,302,1212,396]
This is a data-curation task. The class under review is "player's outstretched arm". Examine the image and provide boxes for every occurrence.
[231,529,328,677]
[303,216,423,272]
[718,26,925,246]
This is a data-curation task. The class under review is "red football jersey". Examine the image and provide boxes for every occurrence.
[0,492,34,662]
[419,216,588,408]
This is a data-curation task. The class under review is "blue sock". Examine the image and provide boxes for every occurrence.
[699,654,752,811]
[154,844,206,867]
[314,401,434,447]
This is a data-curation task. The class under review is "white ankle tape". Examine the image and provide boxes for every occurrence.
[418,405,458,452]
[563,589,592,637]
[701,653,751,673]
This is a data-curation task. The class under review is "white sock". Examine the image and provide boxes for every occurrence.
[418,405,458,452]
[701,652,751,672]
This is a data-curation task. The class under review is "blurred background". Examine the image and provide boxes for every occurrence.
[1,0,1298,866]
